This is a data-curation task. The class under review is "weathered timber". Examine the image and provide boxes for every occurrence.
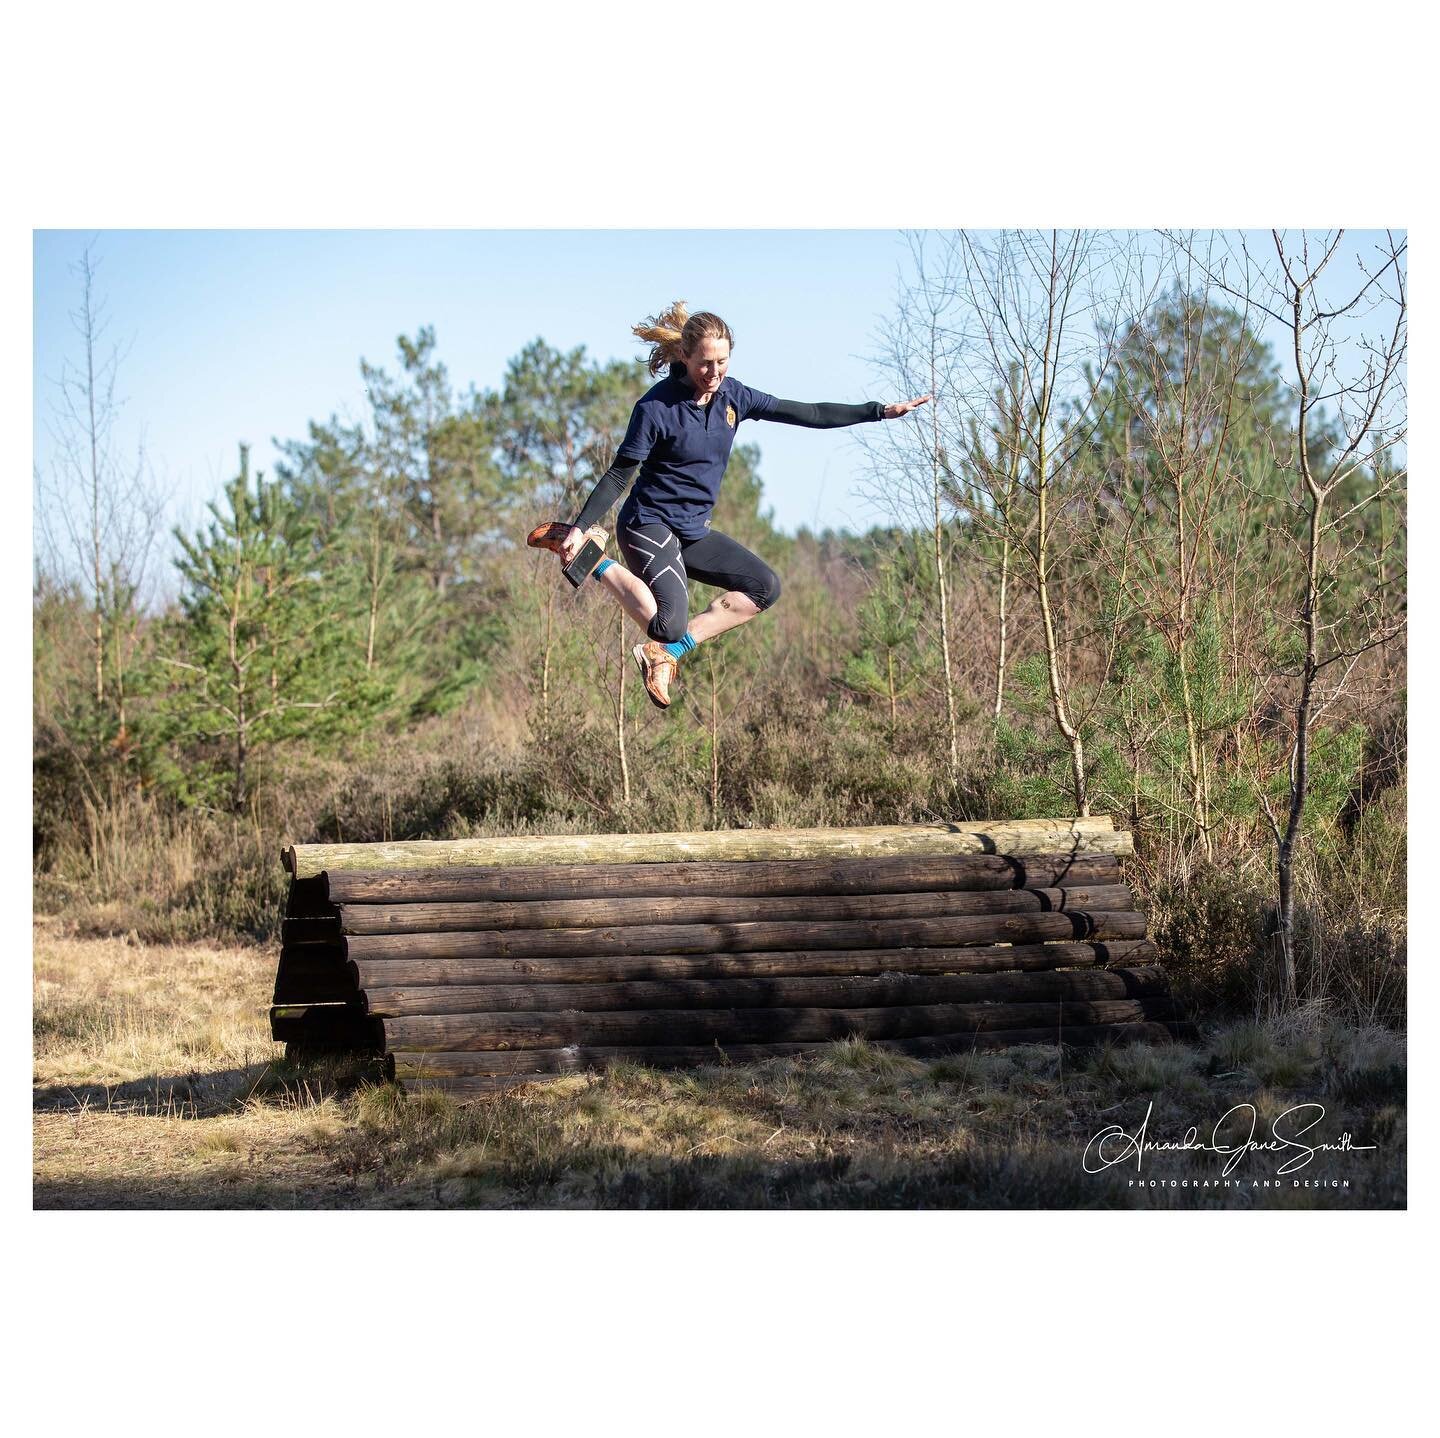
[268,819,1179,1076]
[400,1072,571,1094]
[284,875,333,919]
[271,945,356,1005]
[282,917,341,944]
[322,853,1123,905]
[269,1003,379,1051]
[348,939,1158,990]
[336,884,1135,936]
[393,1020,1189,1080]
[361,964,1170,1017]
[378,996,1175,1052]
[285,816,1129,878]
[342,911,1146,962]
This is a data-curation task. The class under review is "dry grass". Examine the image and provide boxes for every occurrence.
[33,915,278,1103]
[33,921,1406,1210]
[32,917,358,1207]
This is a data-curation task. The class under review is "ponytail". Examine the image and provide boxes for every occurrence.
[632,301,734,377]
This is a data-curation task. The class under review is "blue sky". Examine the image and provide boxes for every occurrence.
[33,228,1405,569]
[32,230,919,544]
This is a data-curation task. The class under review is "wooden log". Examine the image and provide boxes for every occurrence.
[282,917,341,944]
[322,853,1123,904]
[392,1019,1187,1081]
[361,964,1171,1017]
[349,939,1158,990]
[271,945,356,1005]
[284,875,333,919]
[335,884,1135,936]
[401,1072,572,1094]
[284,816,1130,878]
[268,1003,380,1050]
[378,996,1175,1052]
[343,911,1146,962]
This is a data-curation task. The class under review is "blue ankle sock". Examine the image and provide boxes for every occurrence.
[663,633,697,659]
[591,558,614,581]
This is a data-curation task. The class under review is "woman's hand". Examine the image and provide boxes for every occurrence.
[559,526,587,563]
[881,394,932,420]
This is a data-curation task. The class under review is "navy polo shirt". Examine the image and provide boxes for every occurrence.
[614,368,778,539]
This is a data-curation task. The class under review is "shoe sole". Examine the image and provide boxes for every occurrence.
[631,643,672,709]
[526,522,569,555]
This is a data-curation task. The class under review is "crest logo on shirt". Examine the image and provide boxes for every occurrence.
[725,403,737,428]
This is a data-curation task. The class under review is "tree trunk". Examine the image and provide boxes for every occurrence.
[365,521,382,672]
[993,409,1021,723]
[229,591,247,811]
[995,530,1012,722]
[1275,495,1325,1007]
[616,610,630,804]
[86,268,103,711]
[1032,236,1089,816]
[234,719,248,813]
[539,584,556,730]
[930,349,959,780]
[709,652,721,825]
[1272,275,1330,1008]
[1035,476,1088,816]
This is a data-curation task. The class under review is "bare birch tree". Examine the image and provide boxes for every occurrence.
[1185,230,1406,1005]
[34,241,167,756]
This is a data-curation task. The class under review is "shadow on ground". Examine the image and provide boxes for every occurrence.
[32,1169,363,1210]
[31,1141,1406,1210]
[33,1053,391,1119]
[32,1067,270,1116]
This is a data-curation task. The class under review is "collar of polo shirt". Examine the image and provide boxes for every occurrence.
[670,362,720,406]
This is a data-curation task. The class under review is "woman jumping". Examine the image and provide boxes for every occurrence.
[528,302,929,708]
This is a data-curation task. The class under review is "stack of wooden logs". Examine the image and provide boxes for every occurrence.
[270,817,1189,1096]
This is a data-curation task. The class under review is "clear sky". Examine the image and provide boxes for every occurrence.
[32,229,920,544]
[33,227,1405,565]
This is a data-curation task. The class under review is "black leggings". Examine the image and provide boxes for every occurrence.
[616,522,782,645]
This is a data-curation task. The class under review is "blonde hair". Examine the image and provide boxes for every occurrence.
[632,301,734,377]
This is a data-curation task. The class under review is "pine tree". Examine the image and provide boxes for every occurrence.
[841,552,930,736]
[153,445,381,809]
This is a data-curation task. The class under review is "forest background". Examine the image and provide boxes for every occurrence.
[32,227,1406,1026]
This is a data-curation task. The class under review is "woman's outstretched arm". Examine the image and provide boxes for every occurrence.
[757,394,931,428]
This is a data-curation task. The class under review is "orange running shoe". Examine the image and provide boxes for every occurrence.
[526,522,607,561]
[631,640,679,709]
[526,521,576,555]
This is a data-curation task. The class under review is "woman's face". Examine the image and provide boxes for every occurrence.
[682,336,730,401]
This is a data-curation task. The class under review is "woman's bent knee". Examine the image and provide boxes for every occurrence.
[648,611,689,644]
[750,570,781,612]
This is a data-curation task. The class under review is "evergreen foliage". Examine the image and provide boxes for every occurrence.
[149,445,386,809]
